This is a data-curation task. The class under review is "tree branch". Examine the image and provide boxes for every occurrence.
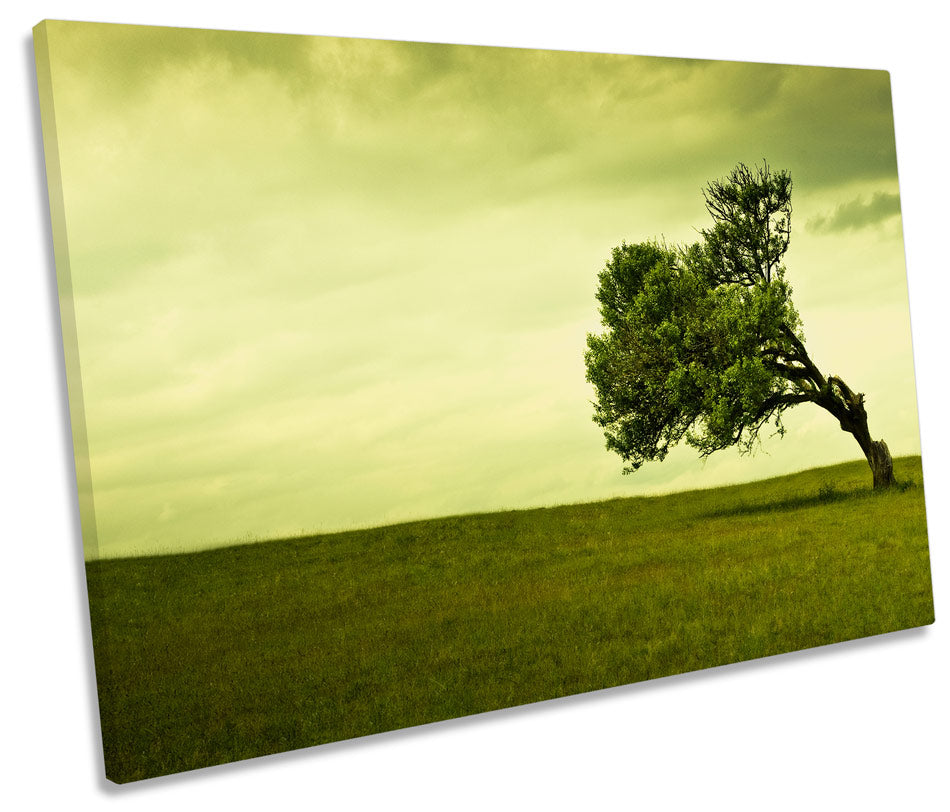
[754,391,815,420]
[778,324,826,390]
[763,359,816,384]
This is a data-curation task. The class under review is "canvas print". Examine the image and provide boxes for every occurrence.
[34,20,934,782]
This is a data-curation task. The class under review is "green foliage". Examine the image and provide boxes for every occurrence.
[586,162,819,473]
[701,162,793,286]
[87,457,932,781]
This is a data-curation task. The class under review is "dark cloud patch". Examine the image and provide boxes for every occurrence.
[768,68,898,191]
[807,192,901,234]
[47,21,320,99]
[48,22,900,199]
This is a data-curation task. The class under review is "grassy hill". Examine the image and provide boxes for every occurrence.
[85,456,934,782]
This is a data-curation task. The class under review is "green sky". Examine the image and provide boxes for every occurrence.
[36,21,918,558]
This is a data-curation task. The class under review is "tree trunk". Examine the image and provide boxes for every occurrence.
[867,438,895,490]
[775,333,897,489]
[845,408,895,489]
[823,379,896,490]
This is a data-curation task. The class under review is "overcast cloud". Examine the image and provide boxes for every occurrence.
[39,22,918,557]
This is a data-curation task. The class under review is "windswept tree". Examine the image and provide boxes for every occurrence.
[584,162,895,489]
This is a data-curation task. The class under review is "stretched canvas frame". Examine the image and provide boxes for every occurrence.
[34,19,934,783]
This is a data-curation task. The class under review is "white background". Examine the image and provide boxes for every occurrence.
[3,2,947,808]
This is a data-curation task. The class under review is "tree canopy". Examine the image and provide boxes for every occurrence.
[584,162,895,488]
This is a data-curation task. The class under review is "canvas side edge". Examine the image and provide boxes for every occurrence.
[33,21,102,563]
[32,19,121,783]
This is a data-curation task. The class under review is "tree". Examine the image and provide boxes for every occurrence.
[584,162,895,489]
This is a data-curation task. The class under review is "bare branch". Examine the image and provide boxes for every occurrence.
[754,391,815,420]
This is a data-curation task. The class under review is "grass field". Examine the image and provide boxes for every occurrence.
[85,456,934,782]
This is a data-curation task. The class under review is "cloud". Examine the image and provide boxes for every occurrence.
[42,22,917,556]
[806,192,901,234]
